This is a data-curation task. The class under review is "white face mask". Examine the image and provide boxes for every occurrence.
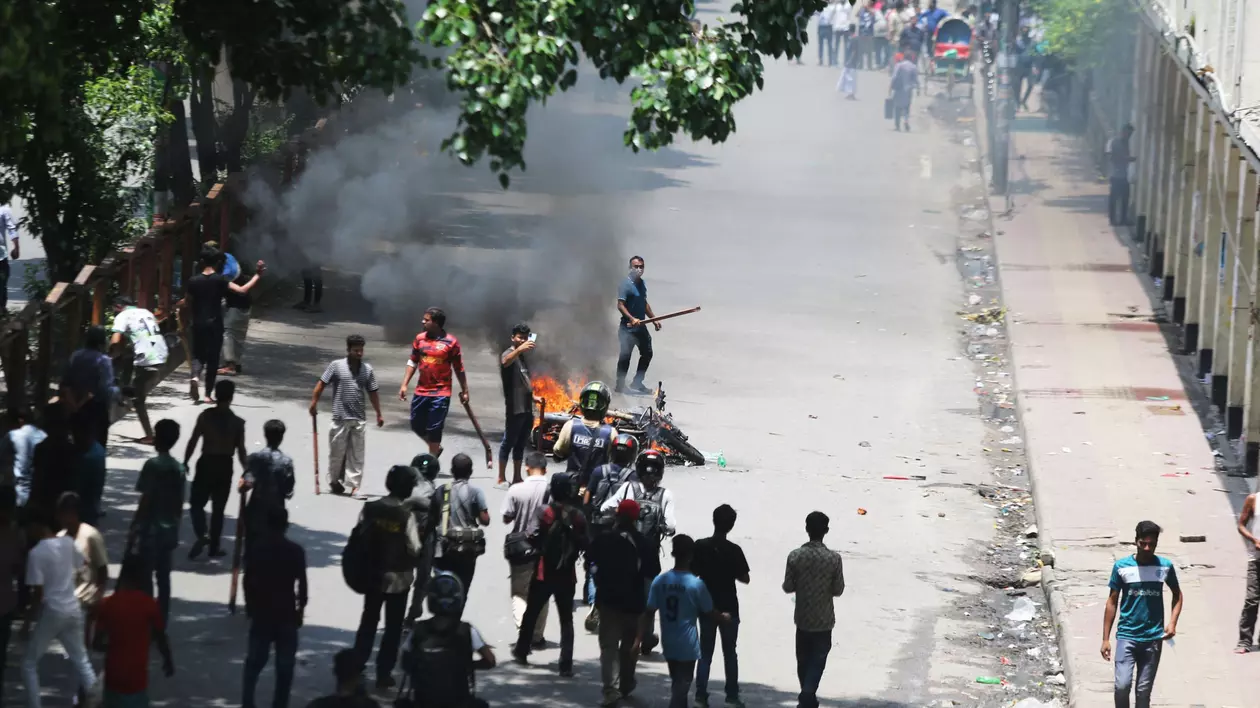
[630,266,644,277]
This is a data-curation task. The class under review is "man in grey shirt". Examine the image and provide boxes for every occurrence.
[432,453,490,593]
[1107,124,1135,226]
[0,199,20,313]
[501,452,552,647]
[310,334,384,498]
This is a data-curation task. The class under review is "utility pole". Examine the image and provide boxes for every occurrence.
[992,0,1020,194]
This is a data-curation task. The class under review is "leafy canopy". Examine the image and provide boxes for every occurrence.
[416,0,826,186]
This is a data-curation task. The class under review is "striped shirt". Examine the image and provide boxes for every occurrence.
[320,358,379,422]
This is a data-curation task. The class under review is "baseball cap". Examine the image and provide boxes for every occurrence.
[616,499,640,520]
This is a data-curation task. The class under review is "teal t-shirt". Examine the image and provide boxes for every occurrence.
[1108,555,1179,642]
[647,569,713,661]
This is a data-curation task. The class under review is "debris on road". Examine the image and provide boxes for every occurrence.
[1023,524,1039,538]
[974,676,1003,685]
[858,440,871,447]
[1006,596,1037,622]
[857,508,868,515]
[1179,534,1207,543]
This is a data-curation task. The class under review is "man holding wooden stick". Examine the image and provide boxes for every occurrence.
[616,256,661,395]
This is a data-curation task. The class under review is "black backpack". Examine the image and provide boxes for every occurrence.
[401,619,475,708]
[634,485,667,544]
[539,503,581,571]
[590,464,633,512]
[341,518,380,595]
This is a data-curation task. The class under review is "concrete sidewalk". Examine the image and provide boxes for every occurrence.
[990,123,1253,707]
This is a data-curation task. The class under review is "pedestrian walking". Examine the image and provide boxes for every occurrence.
[0,195,20,313]
[22,512,99,708]
[501,451,551,649]
[693,505,749,708]
[816,2,835,66]
[511,473,587,676]
[0,487,23,704]
[306,649,380,708]
[242,420,295,561]
[130,419,185,624]
[590,499,654,707]
[497,323,541,487]
[1236,491,1260,652]
[405,454,440,622]
[71,416,107,527]
[552,382,616,489]
[600,449,677,655]
[2,407,46,508]
[111,296,168,444]
[295,266,324,313]
[398,308,469,458]
[55,493,108,641]
[432,454,490,593]
[398,572,496,708]
[242,507,307,708]
[583,433,641,631]
[856,3,876,68]
[94,561,175,708]
[831,0,852,65]
[873,5,890,67]
[60,325,116,448]
[648,534,731,708]
[183,379,248,560]
[838,34,860,99]
[889,53,919,131]
[312,335,383,498]
[1106,124,1136,226]
[183,248,264,403]
[1101,520,1183,708]
[782,511,845,708]
[352,466,420,691]
[220,268,253,376]
[616,257,662,394]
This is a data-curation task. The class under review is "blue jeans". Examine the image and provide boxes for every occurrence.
[585,558,596,606]
[795,629,831,708]
[817,25,833,64]
[616,326,653,387]
[697,614,740,701]
[667,659,696,708]
[142,544,174,627]
[242,621,298,708]
[499,412,533,462]
[1113,638,1161,708]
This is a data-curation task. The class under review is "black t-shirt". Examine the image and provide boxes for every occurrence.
[186,273,231,327]
[692,536,750,614]
[224,280,251,310]
[500,348,532,417]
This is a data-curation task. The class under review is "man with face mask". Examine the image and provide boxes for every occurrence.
[615,256,662,395]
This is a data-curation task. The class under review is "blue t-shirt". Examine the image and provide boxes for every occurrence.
[1108,555,1179,643]
[618,276,648,326]
[647,569,713,661]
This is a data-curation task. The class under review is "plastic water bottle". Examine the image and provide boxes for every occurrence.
[717,451,727,469]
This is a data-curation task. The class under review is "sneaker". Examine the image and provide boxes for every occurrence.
[601,689,621,707]
[694,698,709,708]
[209,547,227,558]
[330,481,345,496]
[375,676,396,692]
[584,608,600,633]
[188,379,200,402]
[724,699,746,708]
[350,486,361,499]
[628,382,652,395]
[511,649,529,666]
[188,538,207,560]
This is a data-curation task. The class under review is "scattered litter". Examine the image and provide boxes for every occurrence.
[1061,447,1071,453]
[1023,524,1039,538]
[974,676,1003,685]
[858,441,871,448]
[1020,568,1043,587]
[999,656,1013,665]
[938,512,946,517]
[978,631,996,641]
[1146,395,1171,401]
[857,508,868,515]
[1179,535,1206,543]
[808,414,818,419]
[883,475,927,481]
[1013,698,1060,708]
[1026,646,1042,658]
[1006,596,1037,622]
[1045,673,1067,686]
[960,306,1006,324]
[968,293,983,306]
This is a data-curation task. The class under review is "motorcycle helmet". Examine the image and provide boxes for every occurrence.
[578,381,612,419]
[611,433,640,467]
[410,453,440,481]
[549,472,576,503]
[636,448,666,479]
[427,571,466,618]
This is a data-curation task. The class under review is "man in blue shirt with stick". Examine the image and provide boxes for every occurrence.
[616,256,661,395]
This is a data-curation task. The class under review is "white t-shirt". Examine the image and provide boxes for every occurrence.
[112,307,169,368]
[500,475,550,535]
[26,536,84,616]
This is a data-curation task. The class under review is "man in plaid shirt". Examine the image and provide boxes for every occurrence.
[782,511,845,708]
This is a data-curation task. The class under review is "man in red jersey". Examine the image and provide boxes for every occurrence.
[398,307,469,458]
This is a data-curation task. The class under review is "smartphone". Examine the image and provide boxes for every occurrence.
[528,333,538,343]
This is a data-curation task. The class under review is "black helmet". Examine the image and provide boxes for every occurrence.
[578,381,612,419]
[549,472,575,503]
[386,465,418,497]
[611,433,640,466]
[410,454,440,481]
[427,571,465,618]
[636,448,666,479]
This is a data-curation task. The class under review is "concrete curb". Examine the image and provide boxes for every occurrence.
[968,74,1082,708]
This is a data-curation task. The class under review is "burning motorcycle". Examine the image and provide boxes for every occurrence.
[531,379,705,466]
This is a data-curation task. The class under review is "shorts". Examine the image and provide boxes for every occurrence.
[410,395,451,442]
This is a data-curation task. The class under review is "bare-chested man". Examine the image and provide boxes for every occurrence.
[183,379,248,559]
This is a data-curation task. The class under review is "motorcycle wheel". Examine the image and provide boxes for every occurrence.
[657,426,705,466]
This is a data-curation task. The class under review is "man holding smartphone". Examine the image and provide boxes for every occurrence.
[498,323,541,487]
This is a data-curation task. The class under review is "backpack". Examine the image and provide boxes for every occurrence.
[401,619,475,708]
[539,503,581,571]
[633,485,667,544]
[590,464,633,512]
[341,518,380,595]
[409,478,437,531]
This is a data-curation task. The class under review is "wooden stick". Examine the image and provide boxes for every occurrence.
[461,399,494,468]
[312,414,321,495]
[637,306,702,326]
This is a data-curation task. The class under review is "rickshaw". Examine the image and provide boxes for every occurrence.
[931,15,973,97]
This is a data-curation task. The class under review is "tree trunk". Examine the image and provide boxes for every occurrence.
[189,65,219,190]
[168,97,195,208]
[221,78,255,173]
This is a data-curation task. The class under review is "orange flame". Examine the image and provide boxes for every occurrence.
[532,375,586,420]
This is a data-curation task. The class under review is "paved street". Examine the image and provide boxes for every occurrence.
[15,44,1049,708]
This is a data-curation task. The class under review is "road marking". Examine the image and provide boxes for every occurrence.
[920,155,933,179]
